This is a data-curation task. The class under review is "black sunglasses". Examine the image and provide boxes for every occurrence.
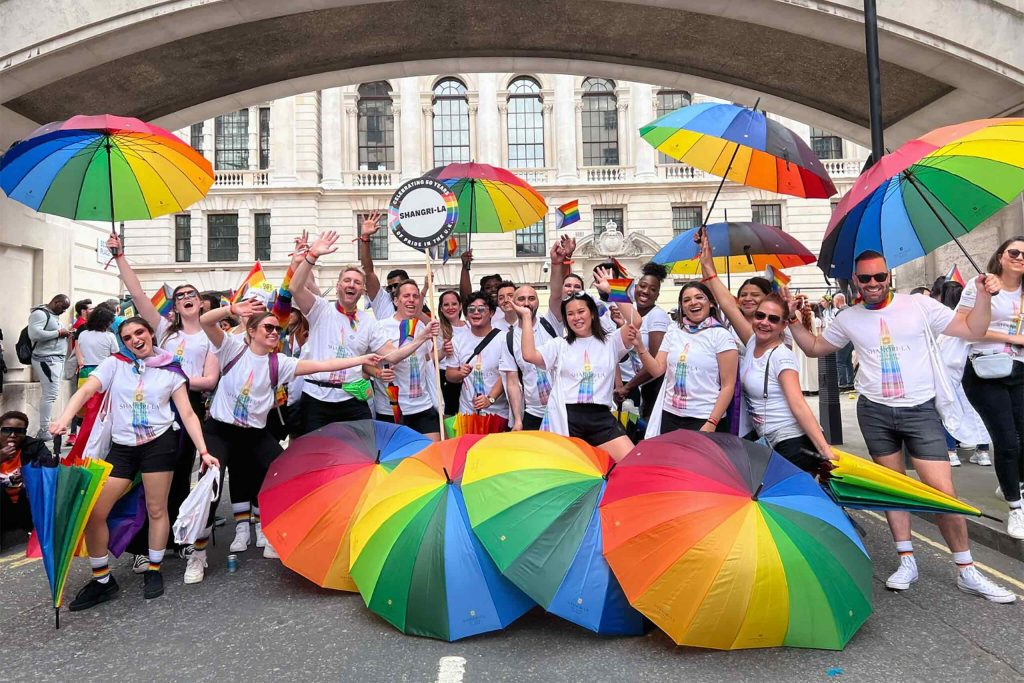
[0,426,27,435]
[1004,248,1024,260]
[260,323,282,335]
[175,291,199,301]
[562,292,588,302]
[753,311,783,325]
[856,272,889,284]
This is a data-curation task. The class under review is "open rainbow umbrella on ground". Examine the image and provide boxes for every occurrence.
[462,432,645,635]
[258,421,430,591]
[601,431,871,650]
[349,435,533,641]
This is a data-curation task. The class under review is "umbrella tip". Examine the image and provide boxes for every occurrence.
[603,462,617,481]
[442,467,452,484]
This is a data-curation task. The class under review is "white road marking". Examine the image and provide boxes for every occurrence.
[436,656,466,683]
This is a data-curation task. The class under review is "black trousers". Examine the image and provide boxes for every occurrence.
[298,393,373,435]
[202,420,284,530]
[962,361,1024,502]
[660,411,731,434]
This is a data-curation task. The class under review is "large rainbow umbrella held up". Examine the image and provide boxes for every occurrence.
[652,221,815,278]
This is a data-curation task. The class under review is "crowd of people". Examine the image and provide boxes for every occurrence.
[3,220,1021,611]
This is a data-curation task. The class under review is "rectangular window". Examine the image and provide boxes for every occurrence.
[358,99,395,170]
[254,212,271,261]
[357,212,388,260]
[174,214,191,263]
[515,219,546,257]
[258,107,270,170]
[810,127,843,160]
[208,214,239,262]
[592,207,624,239]
[582,96,619,166]
[189,123,204,155]
[752,203,783,228]
[671,206,703,237]
[214,110,249,170]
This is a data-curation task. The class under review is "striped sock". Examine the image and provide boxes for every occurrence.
[232,502,251,530]
[252,506,261,525]
[147,548,165,572]
[952,550,973,568]
[89,555,110,584]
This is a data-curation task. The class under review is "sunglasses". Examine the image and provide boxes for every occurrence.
[562,292,588,302]
[465,306,489,314]
[260,323,282,335]
[0,426,27,435]
[856,272,889,284]
[175,291,199,301]
[1004,248,1024,260]
[753,311,783,325]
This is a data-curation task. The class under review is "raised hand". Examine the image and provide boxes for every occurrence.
[699,230,716,278]
[593,266,613,295]
[363,353,384,366]
[419,319,442,340]
[290,230,311,267]
[461,248,474,269]
[361,211,384,238]
[511,301,533,321]
[231,299,266,319]
[310,230,340,259]
[106,233,123,253]
[561,235,577,261]
[623,322,639,347]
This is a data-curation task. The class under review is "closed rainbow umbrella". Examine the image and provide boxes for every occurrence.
[601,431,871,650]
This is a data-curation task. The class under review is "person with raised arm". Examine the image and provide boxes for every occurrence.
[500,285,560,431]
[442,292,508,424]
[438,289,468,417]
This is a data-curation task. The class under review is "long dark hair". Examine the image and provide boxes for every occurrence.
[677,281,720,326]
[85,305,116,332]
[738,277,771,296]
[438,290,461,339]
[160,283,200,345]
[561,293,607,343]
[938,281,964,310]
[987,236,1024,276]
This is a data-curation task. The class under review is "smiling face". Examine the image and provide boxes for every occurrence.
[465,298,492,330]
[120,322,155,358]
[173,286,201,319]
[440,292,462,322]
[737,283,766,317]
[386,275,404,301]
[336,268,366,311]
[497,285,516,314]
[481,277,501,301]
[679,286,712,325]
[397,283,422,319]
[635,275,661,309]
[999,240,1024,277]
[562,274,584,298]
[753,299,787,343]
[854,254,891,306]
[248,313,281,352]
[564,299,593,338]
[514,286,540,319]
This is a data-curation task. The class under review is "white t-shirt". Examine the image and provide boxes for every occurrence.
[499,318,559,418]
[659,325,736,419]
[91,356,185,446]
[441,327,509,418]
[491,314,513,333]
[372,317,436,416]
[821,293,954,406]
[368,288,396,321]
[619,306,671,385]
[77,330,119,366]
[539,333,628,407]
[958,278,1023,361]
[209,333,299,429]
[740,338,803,443]
[300,296,387,403]
[156,319,212,378]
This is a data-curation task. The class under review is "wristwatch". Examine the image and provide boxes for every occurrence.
[487,396,496,405]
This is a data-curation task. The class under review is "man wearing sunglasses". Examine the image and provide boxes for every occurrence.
[0,411,55,548]
[789,249,1014,603]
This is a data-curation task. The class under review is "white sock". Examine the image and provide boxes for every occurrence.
[89,555,111,584]
[1008,499,1022,510]
[894,540,913,556]
[952,550,973,569]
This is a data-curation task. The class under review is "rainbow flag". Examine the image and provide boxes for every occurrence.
[151,284,173,317]
[607,277,635,304]
[764,264,791,292]
[399,318,419,346]
[556,200,580,229]
[231,262,269,303]
[945,264,965,287]
[271,265,296,327]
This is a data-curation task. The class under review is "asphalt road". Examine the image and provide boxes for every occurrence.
[1,506,1022,683]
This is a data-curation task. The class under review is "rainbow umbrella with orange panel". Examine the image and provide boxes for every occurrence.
[257,420,430,591]
[601,431,872,650]
[462,432,645,635]
[349,435,533,641]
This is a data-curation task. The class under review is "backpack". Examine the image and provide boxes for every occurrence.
[16,307,53,365]
[506,317,558,386]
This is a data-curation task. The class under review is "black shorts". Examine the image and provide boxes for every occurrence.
[566,404,626,447]
[377,408,442,436]
[660,411,732,434]
[856,396,947,460]
[107,428,179,480]
[521,412,544,431]
[298,393,373,435]
[771,434,822,473]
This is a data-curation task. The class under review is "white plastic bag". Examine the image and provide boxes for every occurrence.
[82,390,113,461]
[173,467,220,545]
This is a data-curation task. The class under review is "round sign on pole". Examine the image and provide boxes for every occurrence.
[388,177,459,250]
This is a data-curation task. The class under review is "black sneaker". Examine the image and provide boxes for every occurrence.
[143,570,164,600]
[68,576,120,612]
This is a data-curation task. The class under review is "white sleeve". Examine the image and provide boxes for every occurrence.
[773,346,801,375]
[821,313,851,348]
[539,337,563,370]
[648,308,671,333]
[278,355,300,384]
[304,296,329,326]
[106,333,120,356]
[498,331,517,372]
[957,278,977,310]
[925,296,956,336]
[611,328,629,358]
[366,318,389,353]
[90,357,119,393]
[214,331,244,364]
[713,328,737,354]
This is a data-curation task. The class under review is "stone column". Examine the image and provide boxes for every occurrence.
[422,103,434,170]
[476,73,500,165]
[398,77,422,180]
[542,102,553,172]
[632,83,656,179]
[321,87,343,188]
[616,102,629,168]
[497,102,508,167]
[553,75,578,182]
[270,96,297,184]
[247,106,260,171]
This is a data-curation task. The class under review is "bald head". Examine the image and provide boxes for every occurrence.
[514,285,540,318]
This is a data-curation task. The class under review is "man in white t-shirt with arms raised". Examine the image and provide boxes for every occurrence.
[790,250,1014,603]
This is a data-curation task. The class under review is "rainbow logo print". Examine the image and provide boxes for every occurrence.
[172,339,186,365]
[408,354,424,399]
[327,330,351,385]
[536,368,552,405]
[472,356,486,397]
[576,351,595,403]
[232,370,255,425]
[131,376,156,443]
[878,320,906,399]
[669,344,690,410]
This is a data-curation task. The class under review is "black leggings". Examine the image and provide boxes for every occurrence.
[202,419,283,529]
[962,361,1024,502]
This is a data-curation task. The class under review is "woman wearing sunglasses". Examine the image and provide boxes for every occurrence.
[957,237,1024,539]
[697,238,833,470]
[50,317,216,609]
[185,301,383,583]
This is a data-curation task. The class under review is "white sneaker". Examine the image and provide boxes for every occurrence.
[969,450,992,466]
[957,565,1016,603]
[183,551,207,585]
[948,451,961,467]
[255,522,267,549]
[229,524,250,552]
[132,554,149,574]
[263,542,279,560]
[1007,508,1024,540]
[885,555,919,591]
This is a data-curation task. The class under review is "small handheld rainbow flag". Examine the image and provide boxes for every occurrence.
[945,263,965,287]
[607,277,635,304]
[556,200,580,229]
[398,318,419,346]
[271,265,296,327]
[231,262,269,303]
[151,284,174,317]
[764,265,791,292]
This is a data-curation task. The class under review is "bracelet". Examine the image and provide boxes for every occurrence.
[304,255,317,265]
[228,304,237,316]
[358,237,371,243]
[706,416,720,426]
[701,273,717,283]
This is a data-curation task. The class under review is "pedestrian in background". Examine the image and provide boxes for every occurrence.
[27,294,71,446]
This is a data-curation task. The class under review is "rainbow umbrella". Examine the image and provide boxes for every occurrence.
[0,114,214,240]
[462,432,645,635]
[653,221,815,280]
[823,449,982,516]
[443,413,508,438]
[22,458,113,628]
[258,420,430,591]
[818,118,1024,278]
[422,163,546,248]
[349,435,533,641]
[601,431,871,650]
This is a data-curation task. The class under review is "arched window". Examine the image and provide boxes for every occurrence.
[655,89,691,164]
[581,78,618,167]
[432,78,470,165]
[357,81,395,170]
[507,76,544,168]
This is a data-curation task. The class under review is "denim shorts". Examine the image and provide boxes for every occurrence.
[855,396,947,460]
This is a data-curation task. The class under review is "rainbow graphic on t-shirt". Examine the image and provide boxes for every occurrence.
[669,344,691,410]
[327,330,351,385]
[172,339,186,366]
[131,377,156,443]
[472,356,486,397]
[536,368,552,406]
[408,354,424,399]
[233,370,255,425]
[879,320,906,399]
[577,352,595,403]
[1005,299,1022,354]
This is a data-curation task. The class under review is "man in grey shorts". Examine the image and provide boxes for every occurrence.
[789,250,1014,603]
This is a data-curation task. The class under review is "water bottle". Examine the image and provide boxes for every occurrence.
[227,554,238,573]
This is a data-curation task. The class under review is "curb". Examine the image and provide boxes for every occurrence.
[911,510,1024,562]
